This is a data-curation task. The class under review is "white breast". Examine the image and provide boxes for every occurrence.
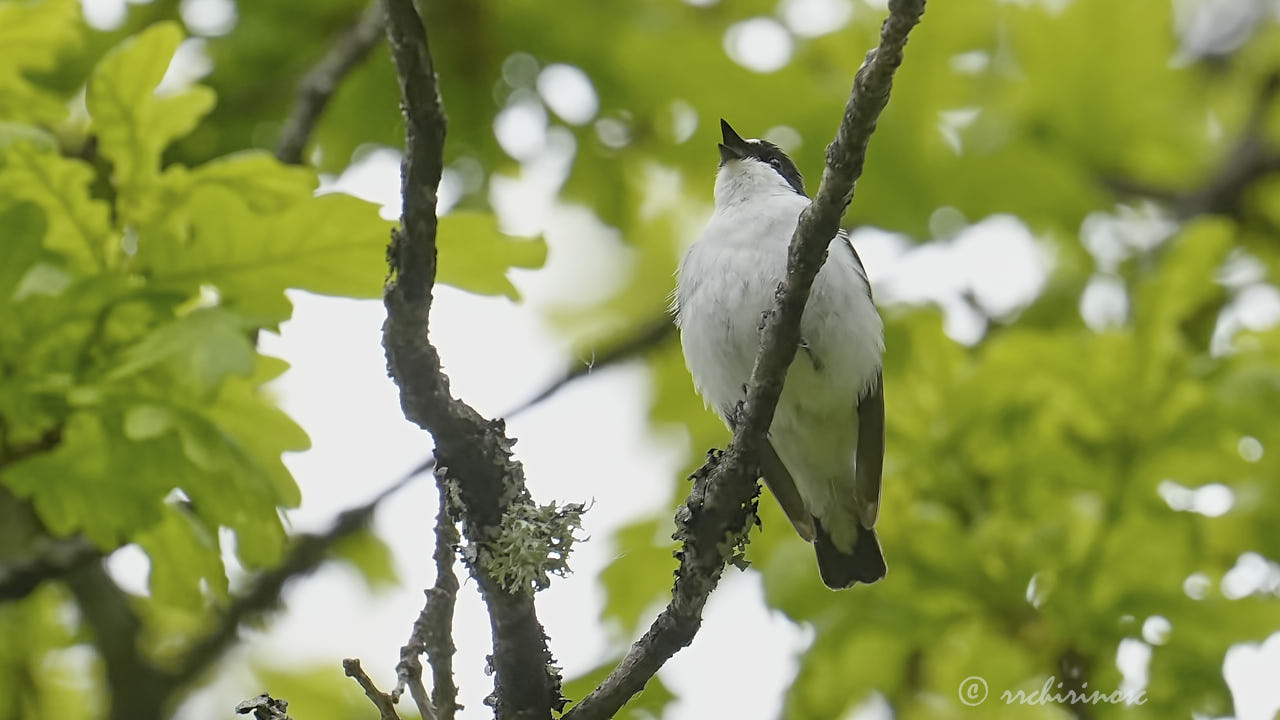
[674,193,884,422]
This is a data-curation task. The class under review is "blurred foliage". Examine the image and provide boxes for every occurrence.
[2,0,1279,719]
[0,2,542,717]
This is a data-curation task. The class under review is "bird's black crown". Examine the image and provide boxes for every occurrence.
[718,118,807,196]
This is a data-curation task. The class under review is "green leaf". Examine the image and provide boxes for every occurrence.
[0,0,81,73]
[107,307,256,395]
[560,656,676,719]
[1,412,170,547]
[0,144,113,269]
[331,527,398,591]
[200,355,308,508]
[172,150,318,212]
[1136,217,1234,341]
[0,201,46,306]
[123,403,174,440]
[785,628,911,719]
[136,503,228,610]
[0,585,95,720]
[598,516,675,639]
[252,665,385,720]
[87,22,216,222]
[143,186,392,324]
[437,210,547,299]
[0,0,81,126]
[0,122,57,152]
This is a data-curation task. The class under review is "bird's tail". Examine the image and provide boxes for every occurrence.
[814,519,886,589]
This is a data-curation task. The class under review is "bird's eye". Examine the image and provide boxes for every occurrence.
[769,158,782,169]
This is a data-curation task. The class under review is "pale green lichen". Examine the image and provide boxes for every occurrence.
[482,500,586,594]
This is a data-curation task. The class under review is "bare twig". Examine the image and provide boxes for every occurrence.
[394,625,437,720]
[393,475,460,720]
[344,658,404,720]
[562,1,928,717]
[425,474,462,718]
[276,2,387,165]
[235,694,293,720]
[396,314,676,487]
[504,316,676,417]
[381,0,561,716]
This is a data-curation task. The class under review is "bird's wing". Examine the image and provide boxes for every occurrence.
[760,441,817,542]
[855,370,885,528]
[836,229,874,301]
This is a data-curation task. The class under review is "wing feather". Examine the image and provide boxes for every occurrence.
[760,441,817,542]
[855,370,885,528]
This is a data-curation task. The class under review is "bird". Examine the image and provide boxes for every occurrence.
[673,119,886,589]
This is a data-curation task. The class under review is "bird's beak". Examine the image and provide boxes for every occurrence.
[719,118,749,163]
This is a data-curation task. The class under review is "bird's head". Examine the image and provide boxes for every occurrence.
[715,119,807,205]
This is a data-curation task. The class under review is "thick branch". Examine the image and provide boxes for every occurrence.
[275,2,387,165]
[562,2,928,717]
[0,533,99,601]
[382,1,560,717]
[64,562,171,720]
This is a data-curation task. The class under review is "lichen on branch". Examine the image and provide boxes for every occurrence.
[467,500,586,595]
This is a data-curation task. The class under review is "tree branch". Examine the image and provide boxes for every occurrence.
[395,314,677,492]
[1105,70,1280,220]
[234,694,294,720]
[393,473,460,720]
[504,317,676,418]
[381,1,561,717]
[0,533,99,601]
[275,1,387,165]
[562,2,928,717]
[344,658,404,720]
[64,562,171,720]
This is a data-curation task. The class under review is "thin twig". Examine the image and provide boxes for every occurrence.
[396,314,676,488]
[392,475,460,720]
[424,473,461,718]
[504,316,676,418]
[394,625,437,720]
[234,694,293,720]
[276,2,387,165]
[381,0,561,716]
[562,1,928,717]
[344,658,404,720]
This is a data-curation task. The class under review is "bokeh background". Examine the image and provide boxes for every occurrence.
[2,0,1280,718]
